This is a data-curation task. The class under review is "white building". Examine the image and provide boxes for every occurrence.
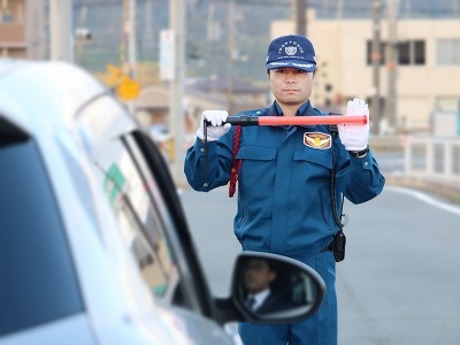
[272,10,460,134]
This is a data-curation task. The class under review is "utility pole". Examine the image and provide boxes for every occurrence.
[119,0,138,113]
[385,0,398,131]
[27,0,46,59]
[371,0,382,135]
[227,0,235,113]
[128,0,137,80]
[121,0,137,78]
[169,0,186,186]
[336,0,343,19]
[207,2,219,93]
[50,0,73,62]
[295,0,307,36]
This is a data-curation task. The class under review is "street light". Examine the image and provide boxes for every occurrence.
[371,0,382,135]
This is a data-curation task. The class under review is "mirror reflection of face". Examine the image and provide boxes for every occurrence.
[244,259,276,294]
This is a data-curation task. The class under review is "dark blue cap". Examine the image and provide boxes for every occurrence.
[266,34,316,72]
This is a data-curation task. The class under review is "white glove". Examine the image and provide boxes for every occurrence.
[338,98,370,152]
[196,110,231,141]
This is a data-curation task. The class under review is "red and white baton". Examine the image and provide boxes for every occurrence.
[223,115,367,126]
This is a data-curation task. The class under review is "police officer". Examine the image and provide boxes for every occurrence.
[184,34,385,345]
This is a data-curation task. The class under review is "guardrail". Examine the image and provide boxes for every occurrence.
[405,137,460,182]
[369,136,404,153]
[380,136,460,203]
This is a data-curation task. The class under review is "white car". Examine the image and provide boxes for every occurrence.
[0,59,326,345]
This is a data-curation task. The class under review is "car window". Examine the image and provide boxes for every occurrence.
[0,126,84,336]
[76,96,208,314]
[95,136,180,301]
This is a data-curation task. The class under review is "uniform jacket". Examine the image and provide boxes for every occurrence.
[184,100,385,259]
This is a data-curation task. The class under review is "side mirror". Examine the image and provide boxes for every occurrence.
[226,251,326,324]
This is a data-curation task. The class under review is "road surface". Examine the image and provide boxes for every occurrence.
[180,184,460,344]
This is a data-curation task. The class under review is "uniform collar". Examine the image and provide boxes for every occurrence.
[269,100,318,117]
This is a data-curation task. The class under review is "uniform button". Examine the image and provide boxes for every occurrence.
[364,162,369,167]
[200,148,205,153]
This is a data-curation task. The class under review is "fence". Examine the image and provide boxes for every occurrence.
[404,137,460,182]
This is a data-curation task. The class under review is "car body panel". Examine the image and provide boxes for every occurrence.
[0,59,232,345]
[1,315,96,345]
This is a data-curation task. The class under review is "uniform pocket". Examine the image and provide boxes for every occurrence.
[236,145,277,161]
[236,145,277,194]
[235,145,276,223]
[293,148,333,170]
[288,148,335,234]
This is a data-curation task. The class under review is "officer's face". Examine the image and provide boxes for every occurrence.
[268,68,315,109]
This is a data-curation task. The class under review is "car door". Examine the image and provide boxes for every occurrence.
[76,96,233,343]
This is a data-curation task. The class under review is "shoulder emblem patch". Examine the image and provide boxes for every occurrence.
[303,132,332,149]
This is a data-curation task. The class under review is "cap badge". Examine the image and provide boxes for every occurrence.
[278,40,304,57]
[285,46,297,56]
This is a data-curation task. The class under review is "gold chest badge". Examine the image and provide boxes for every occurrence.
[303,132,332,149]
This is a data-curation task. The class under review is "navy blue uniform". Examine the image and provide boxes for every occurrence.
[184,100,385,345]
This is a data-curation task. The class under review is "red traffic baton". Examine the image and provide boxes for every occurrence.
[224,115,367,126]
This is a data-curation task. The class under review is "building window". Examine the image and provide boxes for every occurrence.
[414,40,425,64]
[398,42,410,65]
[437,39,460,65]
[366,39,425,66]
